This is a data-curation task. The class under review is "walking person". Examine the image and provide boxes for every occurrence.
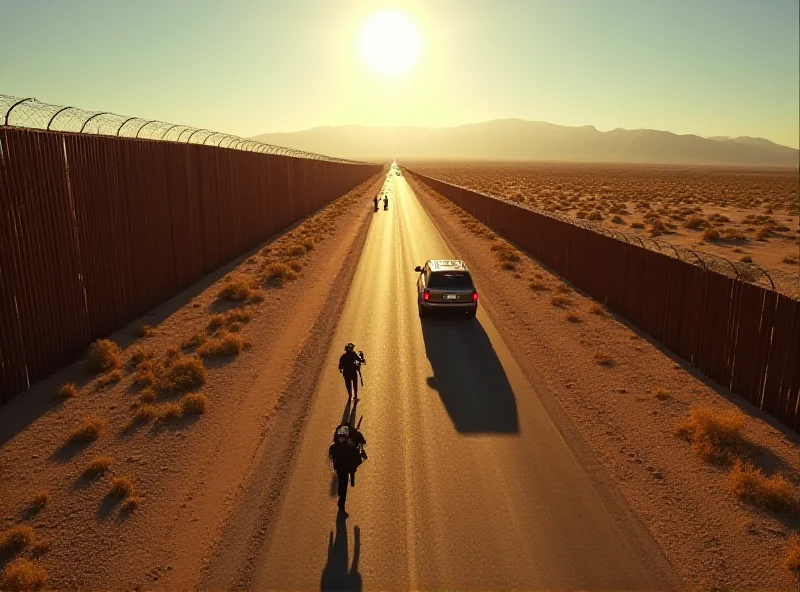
[329,424,365,517]
[338,343,365,402]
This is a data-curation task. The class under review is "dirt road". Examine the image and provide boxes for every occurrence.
[212,169,677,590]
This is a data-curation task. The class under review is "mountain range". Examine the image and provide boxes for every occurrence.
[253,119,798,167]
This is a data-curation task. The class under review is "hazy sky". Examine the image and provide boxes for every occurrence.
[1,0,798,147]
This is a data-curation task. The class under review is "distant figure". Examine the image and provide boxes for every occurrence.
[338,343,365,402]
[373,195,379,211]
[329,424,366,516]
[383,195,388,210]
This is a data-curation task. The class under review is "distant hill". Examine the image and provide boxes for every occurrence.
[253,120,799,167]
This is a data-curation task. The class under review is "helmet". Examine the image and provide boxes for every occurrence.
[345,343,355,352]
[336,425,350,441]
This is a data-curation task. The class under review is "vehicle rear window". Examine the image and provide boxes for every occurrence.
[428,271,474,289]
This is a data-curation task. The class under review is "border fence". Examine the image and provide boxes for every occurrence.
[0,125,381,403]
[406,169,800,435]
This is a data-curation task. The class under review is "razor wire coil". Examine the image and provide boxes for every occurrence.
[0,94,368,165]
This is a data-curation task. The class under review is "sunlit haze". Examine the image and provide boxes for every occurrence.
[0,0,798,147]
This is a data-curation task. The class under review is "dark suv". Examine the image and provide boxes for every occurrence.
[415,260,478,318]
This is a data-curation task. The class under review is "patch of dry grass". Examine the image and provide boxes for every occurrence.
[157,403,183,422]
[134,404,159,423]
[529,280,550,291]
[95,369,123,390]
[109,477,134,498]
[261,262,297,287]
[218,279,258,302]
[155,356,207,393]
[784,533,800,571]
[84,456,113,477]
[133,360,156,388]
[1,557,47,592]
[729,461,797,511]
[85,339,122,374]
[675,405,750,465]
[180,393,209,415]
[594,352,614,367]
[68,415,106,444]
[197,330,250,358]
[0,525,34,553]
[550,295,572,308]
[565,312,581,323]
[57,382,77,399]
[128,346,155,366]
[181,332,207,350]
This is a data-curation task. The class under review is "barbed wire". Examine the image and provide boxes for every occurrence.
[0,94,368,165]
[416,173,800,300]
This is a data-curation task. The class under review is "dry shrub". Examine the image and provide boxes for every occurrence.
[197,330,249,358]
[95,369,122,390]
[128,346,154,365]
[550,295,572,308]
[611,215,624,224]
[288,260,303,272]
[589,303,606,316]
[181,332,207,350]
[134,404,158,423]
[85,339,122,374]
[587,211,603,221]
[180,393,209,415]
[262,262,297,287]
[301,238,314,251]
[31,492,48,510]
[157,403,183,422]
[756,227,770,241]
[218,279,255,302]
[783,255,798,265]
[501,261,516,271]
[685,216,706,230]
[530,280,550,291]
[135,324,156,338]
[555,283,571,294]
[58,382,77,399]
[225,309,251,325]
[631,222,645,229]
[1,557,47,592]
[139,388,156,403]
[84,456,113,477]
[740,256,753,263]
[285,244,306,257]
[0,525,34,553]
[69,415,106,444]
[156,356,206,393]
[729,461,797,511]
[594,353,614,367]
[133,361,156,388]
[675,405,749,465]
[565,312,581,323]
[784,533,800,571]
[703,227,721,241]
[208,314,225,330]
[109,477,134,498]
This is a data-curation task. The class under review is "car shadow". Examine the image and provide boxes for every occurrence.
[421,314,519,434]
[320,515,361,592]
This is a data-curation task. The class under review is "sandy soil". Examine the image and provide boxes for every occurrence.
[408,173,800,591]
[407,162,800,279]
[0,173,383,590]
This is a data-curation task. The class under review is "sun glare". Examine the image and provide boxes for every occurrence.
[358,9,422,77]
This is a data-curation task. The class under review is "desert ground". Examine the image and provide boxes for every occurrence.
[407,162,800,286]
[1,166,799,591]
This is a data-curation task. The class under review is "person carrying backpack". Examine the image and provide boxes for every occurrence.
[329,423,367,516]
[338,343,365,402]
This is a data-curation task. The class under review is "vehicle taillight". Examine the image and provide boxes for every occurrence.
[472,291,479,302]
[423,290,430,301]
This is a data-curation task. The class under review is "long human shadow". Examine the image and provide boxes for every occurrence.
[421,315,519,433]
[320,514,361,592]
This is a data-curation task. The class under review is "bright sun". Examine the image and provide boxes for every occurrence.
[358,9,422,77]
